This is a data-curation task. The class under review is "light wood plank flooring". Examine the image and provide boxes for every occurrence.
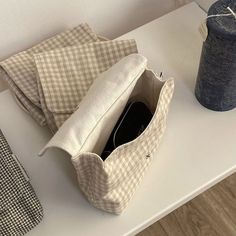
[138,173,236,236]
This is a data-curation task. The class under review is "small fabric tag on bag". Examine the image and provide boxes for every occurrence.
[199,20,208,41]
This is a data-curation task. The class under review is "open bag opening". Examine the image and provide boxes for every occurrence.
[90,69,165,160]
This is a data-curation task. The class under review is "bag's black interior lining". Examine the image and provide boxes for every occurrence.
[101,101,153,160]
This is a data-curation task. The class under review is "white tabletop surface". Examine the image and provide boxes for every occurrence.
[0,3,236,236]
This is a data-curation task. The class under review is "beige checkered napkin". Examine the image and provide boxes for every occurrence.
[0,23,99,126]
[34,39,138,129]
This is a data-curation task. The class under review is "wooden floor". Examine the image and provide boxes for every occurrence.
[138,173,236,236]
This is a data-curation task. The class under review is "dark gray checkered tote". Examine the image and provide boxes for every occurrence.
[0,130,43,235]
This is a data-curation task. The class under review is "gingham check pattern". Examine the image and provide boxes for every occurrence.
[36,73,58,133]
[0,23,99,106]
[0,68,47,126]
[71,75,174,214]
[0,130,43,235]
[0,23,99,127]
[34,39,138,128]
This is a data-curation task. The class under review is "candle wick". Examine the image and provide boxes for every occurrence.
[207,6,236,20]
[227,7,236,19]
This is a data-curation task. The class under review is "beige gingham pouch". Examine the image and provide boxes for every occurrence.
[40,54,174,214]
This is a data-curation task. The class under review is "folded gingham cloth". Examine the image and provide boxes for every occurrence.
[0,23,138,132]
[0,23,99,128]
[0,130,43,235]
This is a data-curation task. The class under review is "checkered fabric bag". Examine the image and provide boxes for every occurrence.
[40,54,174,214]
[0,130,43,235]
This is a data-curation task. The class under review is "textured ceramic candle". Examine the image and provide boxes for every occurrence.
[195,0,236,111]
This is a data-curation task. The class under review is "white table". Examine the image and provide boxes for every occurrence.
[1,3,235,236]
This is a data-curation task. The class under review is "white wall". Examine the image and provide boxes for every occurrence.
[0,0,216,61]
[195,0,217,11]
[0,0,191,60]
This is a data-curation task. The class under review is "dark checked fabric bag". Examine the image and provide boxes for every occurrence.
[40,54,174,214]
[0,130,43,235]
